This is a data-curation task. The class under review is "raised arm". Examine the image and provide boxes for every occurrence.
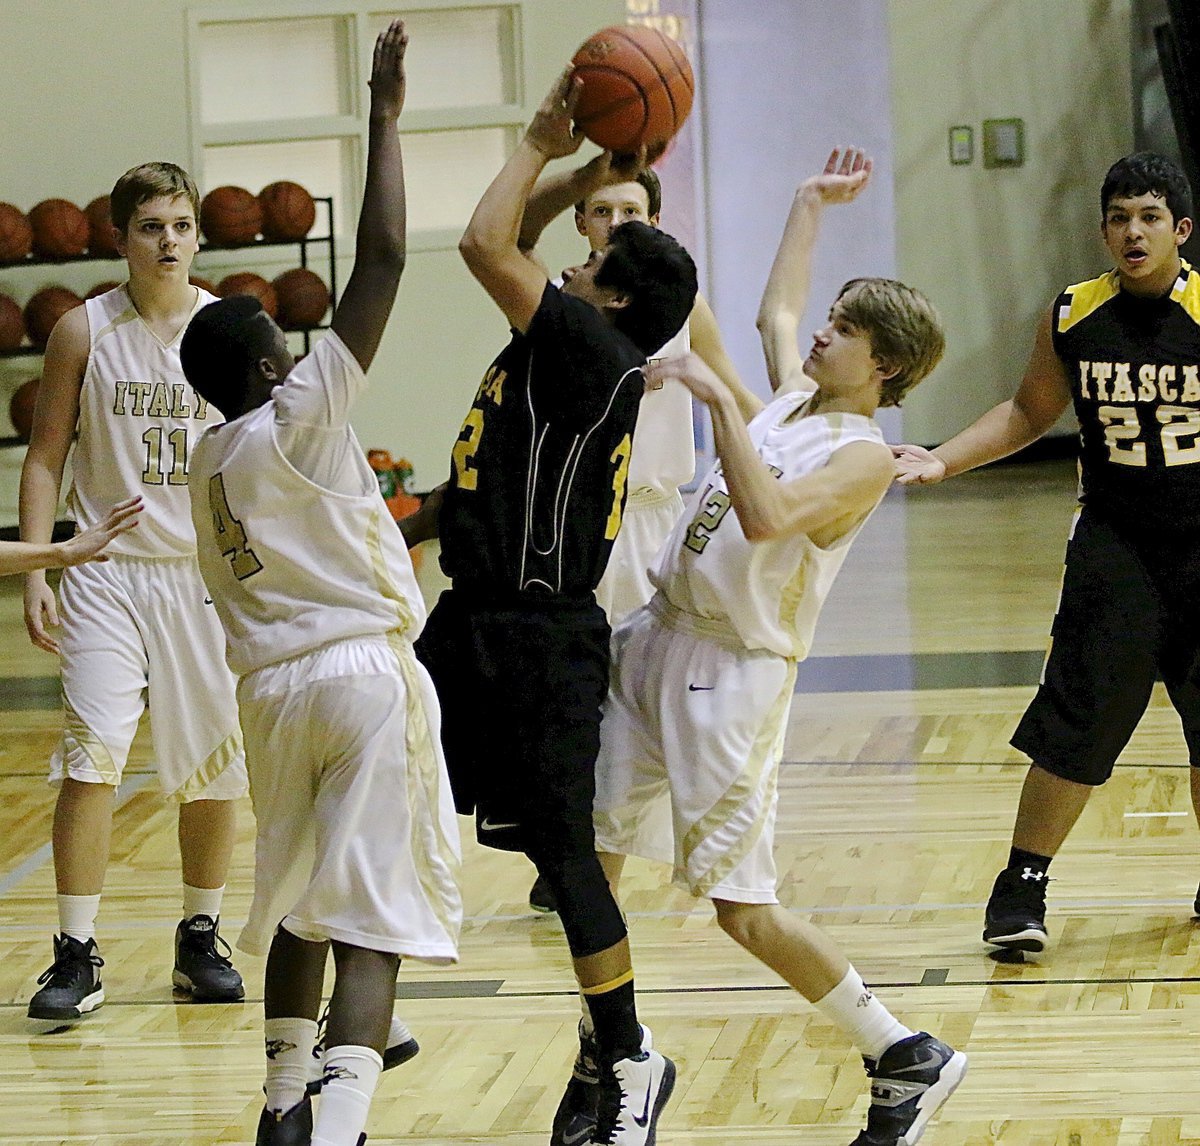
[688,292,763,422]
[459,68,584,332]
[757,147,872,395]
[19,305,89,653]
[329,19,408,372]
[892,308,1072,484]
[646,352,891,543]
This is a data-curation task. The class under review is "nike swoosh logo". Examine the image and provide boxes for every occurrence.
[889,1045,946,1075]
[204,596,213,605]
[688,684,714,691]
[562,1123,594,1146]
[632,1070,655,1128]
[479,816,522,832]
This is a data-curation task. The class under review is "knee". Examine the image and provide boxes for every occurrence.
[713,899,765,949]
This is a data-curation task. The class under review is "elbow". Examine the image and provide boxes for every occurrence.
[740,510,785,542]
[459,229,486,271]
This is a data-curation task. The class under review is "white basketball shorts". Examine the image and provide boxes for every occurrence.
[236,634,462,962]
[593,603,797,903]
[50,555,246,801]
[595,488,684,625]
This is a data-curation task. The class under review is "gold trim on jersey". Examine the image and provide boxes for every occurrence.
[365,509,417,637]
[167,731,245,803]
[1173,260,1200,324]
[92,303,144,346]
[685,661,797,897]
[61,697,121,785]
[777,551,812,659]
[1056,271,1120,334]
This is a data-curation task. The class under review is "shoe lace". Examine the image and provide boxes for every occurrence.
[314,1003,330,1060]
[182,921,236,968]
[589,1071,627,1145]
[37,940,103,987]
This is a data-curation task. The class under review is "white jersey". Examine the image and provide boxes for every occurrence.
[629,321,695,498]
[68,285,222,558]
[190,332,424,676]
[650,390,886,658]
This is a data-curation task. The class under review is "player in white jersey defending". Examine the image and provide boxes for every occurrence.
[562,149,965,1146]
[181,24,462,1146]
[518,154,756,915]
[20,162,249,1026]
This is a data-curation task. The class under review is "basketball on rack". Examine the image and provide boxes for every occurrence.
[9,377,39,443]
[85,195,120,258]
[219,272,278,319]
[190,275,219,296]
[24,286,83,348]
[571,25,694,153]
[259,181,317,241]
[29,198,90,258]
[0,292,25,351]
[200,185,263,245]
[0,203,33,262]
[273,267,330,329]
[86,281,121,300]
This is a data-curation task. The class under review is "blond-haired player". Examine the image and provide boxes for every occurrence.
[569,149,966,1146]
[21,161,248,1026]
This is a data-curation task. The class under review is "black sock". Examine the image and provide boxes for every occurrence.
[583,979,642,1064]
[1008,846,1052,879]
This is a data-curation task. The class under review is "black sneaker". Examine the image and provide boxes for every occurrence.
[173,914,245,1001]
[851,1032,967,1146]
[982,866,1049,952]
[255,1096,312,1146]
[1193,879,1199,918]
[27,934,105,1023]
[550,1021,601,1146]
[530,874,558,914]
[307,1007,420,1094]
[590,1032,675,1146]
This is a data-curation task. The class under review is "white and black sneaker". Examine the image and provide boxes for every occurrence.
[590,1028,675,1146]
[550,1020,601,1145]
[851,1032,967,1145]
[982,867,1049,953]
[306,1006,420,1094]
[28,934,105,1024]
[173,915,245,1001]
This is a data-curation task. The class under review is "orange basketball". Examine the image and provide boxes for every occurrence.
[190,275,220,296]
[28,198,90,258]
[24,286,83,348]
[0,292,25,351]
[200,186,263,245]
[219,271,278,319]
[571,25,694,153]
[85,281,121,300]
[9,377,39,443]
[0,202,33,262]
[85,195,120,258]
[273,267,330,329]
[259,181,317,241]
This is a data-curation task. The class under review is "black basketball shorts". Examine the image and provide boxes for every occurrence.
[1011,509,1200,785]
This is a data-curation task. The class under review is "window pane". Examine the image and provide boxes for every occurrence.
[401,126,512,231]
[198,17,351,124]
[201,138,354,237]
[372,7,516,109]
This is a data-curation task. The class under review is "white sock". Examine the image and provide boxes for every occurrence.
[57,893,101,944]
[182,883,225,921]
[312,1046,383,1146]
[263,1017,319,1114]
[813,966,914,1061]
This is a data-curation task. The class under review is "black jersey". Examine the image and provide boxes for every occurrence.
[439,282,646,595]
[1053,259,1200,536]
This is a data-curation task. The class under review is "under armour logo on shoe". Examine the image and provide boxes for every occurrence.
[1020,867,1046,882]
[856,990,874,1007]
[322,1065,360,1083]
[265,1038,297,1059]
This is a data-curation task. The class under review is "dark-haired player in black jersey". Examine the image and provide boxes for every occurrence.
[414,67,697,1146]
[894,151,1200,954]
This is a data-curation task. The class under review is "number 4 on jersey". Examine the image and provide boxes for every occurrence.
[209,472,263,580]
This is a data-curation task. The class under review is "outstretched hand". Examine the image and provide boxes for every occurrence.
[58,496,144,566]
[891,443,947,485]
[368,19,408,119]
[803,146,873,205]
[527,67,585,159]
[644,352,729,407]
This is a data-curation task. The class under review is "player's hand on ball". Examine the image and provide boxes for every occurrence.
[891,443,947,485]
[527,68,584,159]
[804,146,873,205]
[369,19,408,119]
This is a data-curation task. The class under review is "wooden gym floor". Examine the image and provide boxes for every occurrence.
[2,457,1199,1145]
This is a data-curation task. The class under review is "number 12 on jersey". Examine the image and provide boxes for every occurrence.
[209,472,263,580]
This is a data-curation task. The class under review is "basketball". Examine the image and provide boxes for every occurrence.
[273,267,330,329]
[200,185,263,245]
[190,275,219,295]
[24,286,83,348]
[571,25,694,153]
[0,292,25,351]
[85,195,120,258]
[259,181,317,241]
[9,377,39,443]
[0,202,33,262]
[28,198,90,259]
[219,271,278,318]
[85,281,121,300]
